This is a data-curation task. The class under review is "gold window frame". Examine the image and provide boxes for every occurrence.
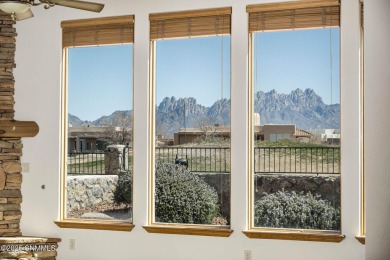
[144,7,233,237]
[244,0,345,242]
[55,15,135,232]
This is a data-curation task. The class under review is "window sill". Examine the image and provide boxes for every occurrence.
[54,219,134,232]
[143,224,233,237]
[355,235,365,244]
[243,229,345,243]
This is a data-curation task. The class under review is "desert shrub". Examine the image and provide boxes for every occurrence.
[155,161,219,224]
[113,170,133,205]
[254,190,340,230]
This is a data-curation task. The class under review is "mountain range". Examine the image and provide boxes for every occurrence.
[69,88,340,137]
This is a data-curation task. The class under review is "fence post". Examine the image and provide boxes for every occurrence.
[104,144,126,175]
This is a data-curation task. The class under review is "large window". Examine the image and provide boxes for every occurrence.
[245,0,344,242]
[145,8,232,236]
[57,16,134,231]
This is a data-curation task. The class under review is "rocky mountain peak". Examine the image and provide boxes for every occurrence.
[69,88,340,137]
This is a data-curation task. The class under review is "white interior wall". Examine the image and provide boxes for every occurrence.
[12,0,371,259]
[365,0,390,259]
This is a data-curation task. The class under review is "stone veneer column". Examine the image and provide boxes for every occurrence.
[0,13,60,260]
[0,13,23,237]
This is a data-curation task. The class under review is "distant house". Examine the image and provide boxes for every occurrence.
[254,124,312,141]
[173,126,231,145]
[310,129,341,145]
[68,125,130,151]
[173,124,312,145]
[172,114,312,145]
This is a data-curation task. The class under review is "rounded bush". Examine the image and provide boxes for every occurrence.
[155,161,219,224]
[254,190,340,230]
[113,170,133,205]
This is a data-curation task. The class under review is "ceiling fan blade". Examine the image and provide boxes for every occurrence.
[14,8,34,21]
[48,0,104,13]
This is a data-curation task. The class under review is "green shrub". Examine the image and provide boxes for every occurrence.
[254,190,340,230]
[113,170,133,205]
[113,162,220,224]
[155,161,219,224]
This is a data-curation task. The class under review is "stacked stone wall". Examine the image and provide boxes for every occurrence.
[0,14,16,121]
[0,13,22,237]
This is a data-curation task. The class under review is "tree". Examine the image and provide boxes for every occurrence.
[195,117,219,142]
[102,111,133,145]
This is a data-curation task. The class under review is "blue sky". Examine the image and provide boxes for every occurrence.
[156,36,231,107]
[68,45,133,121]
[254,28,340,104]
[68,28,339,121]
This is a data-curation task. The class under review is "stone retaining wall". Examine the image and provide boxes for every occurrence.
[197,173,230,220]
[66,175,118,212]
[65,173,340,218]
[254,174,340,207]
[198,173,340,220]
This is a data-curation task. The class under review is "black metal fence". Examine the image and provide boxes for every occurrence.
[254,147,340,174]
[67,151,105,174]
[155,147,231,173]
[67,146,340,175]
